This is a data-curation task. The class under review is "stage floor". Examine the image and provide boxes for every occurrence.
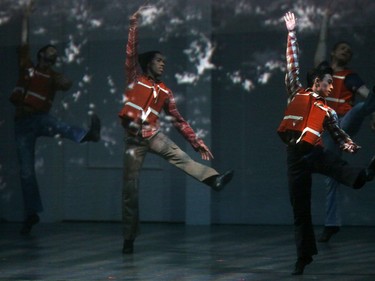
[1,222,375,280]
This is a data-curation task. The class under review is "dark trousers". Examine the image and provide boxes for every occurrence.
[15,113,87,217]
[286,144,366,258]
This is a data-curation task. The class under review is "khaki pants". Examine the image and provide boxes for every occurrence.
[122,132,218,240]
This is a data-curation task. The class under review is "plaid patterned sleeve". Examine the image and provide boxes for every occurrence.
[164,91,201,150]
[125,18,140,85]
[324,107,353,146]
[285,31,303,96]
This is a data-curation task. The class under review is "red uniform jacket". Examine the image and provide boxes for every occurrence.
[118,75,170,125]
[9,45,71,112]
[278,90,330,146]
[326,70,354,116]
[10,67,59,112]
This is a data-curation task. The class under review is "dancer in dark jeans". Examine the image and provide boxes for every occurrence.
[313,8,375,243]
[10,1,101,235]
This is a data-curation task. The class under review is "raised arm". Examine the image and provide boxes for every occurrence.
[18,1,34,69]
[125,10,141,85]
[313,9,331,67]
[125,6,153,85]
[21,0,34,46]
[284,12,302,96]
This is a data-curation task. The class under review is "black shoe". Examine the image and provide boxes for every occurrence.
[20,214,40,235]
[317,226,340,243]
[291,256,313,275]
[122,239,134,254]
[82,113,101,142]
[208,170,234,192]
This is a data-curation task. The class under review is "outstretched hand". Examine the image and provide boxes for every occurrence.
[284,12,296,31]
[21,0,34,45]
[341,142,361,153]
[129,5,153,21]
[197,142,214,161]
[324,0,335,18]
[23,0,34,17]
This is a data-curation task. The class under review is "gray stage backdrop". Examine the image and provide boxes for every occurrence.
[1,0,375,225]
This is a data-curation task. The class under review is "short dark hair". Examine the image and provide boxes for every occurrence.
[138,51,161,73]
[330,41,353,62]
[306,61,333,87]
[332,41,352,52]
[37,44,57,60]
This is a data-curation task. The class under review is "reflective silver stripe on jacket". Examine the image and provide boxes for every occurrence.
[137,81,169,98]
[125,101,159,122]
[137,81,153,89]
[332,75,345,80]
[25,91,47,101]
[296,127,321,143]
[156,85,168,93]
[325,97,346,103]
[13,86,24,93]
[13,87,51,103]
[283,115,303,121]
